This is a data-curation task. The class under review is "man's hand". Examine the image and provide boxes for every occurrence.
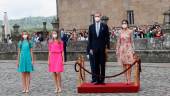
[32,60,34,65]
[48,60,50,65]
[105,48,109,53]
[86,55,89,59]
[90,49,93,55]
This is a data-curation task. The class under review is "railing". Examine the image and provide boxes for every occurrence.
[0,36,170,52]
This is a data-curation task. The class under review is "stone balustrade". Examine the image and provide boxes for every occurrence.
[0,39,170,62]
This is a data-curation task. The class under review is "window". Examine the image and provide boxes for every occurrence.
[127,10,134,25]
[91,14,95,24]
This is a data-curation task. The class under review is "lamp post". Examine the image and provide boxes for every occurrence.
[51,18,59,37]
[42,21,48,38]
[12,24,20,42]
[13,24,20,34]
[101,16,109,24]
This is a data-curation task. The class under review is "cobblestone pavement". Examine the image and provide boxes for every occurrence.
[0,60,170,96]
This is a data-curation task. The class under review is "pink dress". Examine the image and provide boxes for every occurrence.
[48,41,64,72]
[116,30,135,65]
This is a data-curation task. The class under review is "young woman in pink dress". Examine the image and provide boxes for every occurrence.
[48,31,64,93]
[116,20,135,84]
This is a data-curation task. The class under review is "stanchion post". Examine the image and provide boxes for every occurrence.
[134,61,140,86]
[81,55,86,82]
[76,56,81,86]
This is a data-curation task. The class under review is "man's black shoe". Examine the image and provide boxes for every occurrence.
[91,80,96,83]
[93,82,100,85]
[99,82,105,85]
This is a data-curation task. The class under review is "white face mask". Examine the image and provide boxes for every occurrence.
[95,17,100,22]
[23,35,28,39]
[122,24,128,29]
[53,34,57,38]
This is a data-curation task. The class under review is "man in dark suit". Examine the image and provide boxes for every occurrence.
[61,28,70,62]
[88,12,110,84]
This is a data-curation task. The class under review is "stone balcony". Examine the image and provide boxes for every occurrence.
[0,38,170,62]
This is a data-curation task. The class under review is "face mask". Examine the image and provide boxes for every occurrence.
[53,34,57,38]
[95,17,100,22]
[122,24,128,29]
[23,35,28,39]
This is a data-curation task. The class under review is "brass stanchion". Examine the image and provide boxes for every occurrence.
[133,54,140,86]
[76,56,81,86]
[80,55,86,82]
[76,55,86,86]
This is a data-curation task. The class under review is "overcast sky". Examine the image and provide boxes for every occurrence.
[0,0,56,20]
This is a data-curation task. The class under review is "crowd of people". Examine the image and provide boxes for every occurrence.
[109,24,168,49]
[3,23,166,48]
[60,28,88,42]
[58,24,165,44]
[110,24,164,40]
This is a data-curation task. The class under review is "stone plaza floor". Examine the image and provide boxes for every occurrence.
[0,60,170,96]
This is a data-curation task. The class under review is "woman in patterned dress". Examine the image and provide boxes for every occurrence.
[17,32,34,93]
[116,20,135,84]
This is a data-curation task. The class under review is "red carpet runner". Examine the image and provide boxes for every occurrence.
[78,82,140,93]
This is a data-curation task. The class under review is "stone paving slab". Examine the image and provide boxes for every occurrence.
[0,61,170,96]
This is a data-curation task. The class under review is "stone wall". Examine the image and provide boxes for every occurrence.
[58,0,170,30]
[0,50,170,63]
[1,38,169,52]
[0,40,170,62]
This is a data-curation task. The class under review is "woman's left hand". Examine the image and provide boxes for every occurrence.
[32,60,35,65]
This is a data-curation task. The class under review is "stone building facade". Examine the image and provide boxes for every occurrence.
[58,0,170,30]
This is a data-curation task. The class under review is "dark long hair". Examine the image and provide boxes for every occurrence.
[20,32,31,48]
[122,19,129,26]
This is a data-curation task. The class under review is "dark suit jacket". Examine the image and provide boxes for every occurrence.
[61,33,70,46]
[88,22,110,50]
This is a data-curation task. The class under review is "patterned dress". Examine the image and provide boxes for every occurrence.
[18,40,34,72]
[116,30,135,65]
[48,41,64,72]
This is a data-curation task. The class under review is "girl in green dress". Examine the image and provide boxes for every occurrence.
[17,32,34,93]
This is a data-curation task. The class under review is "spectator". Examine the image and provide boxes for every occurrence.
[70,28,78,42]
[61,28,70,62]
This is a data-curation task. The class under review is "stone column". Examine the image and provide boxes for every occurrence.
[4,12,11,38]
[1,25,5,42]
[13,24,20,34]
[12,24,20,42]
[101,16,109,24]
[43,22,47,32]
[43,22,47,39]
[51,18,60,38]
